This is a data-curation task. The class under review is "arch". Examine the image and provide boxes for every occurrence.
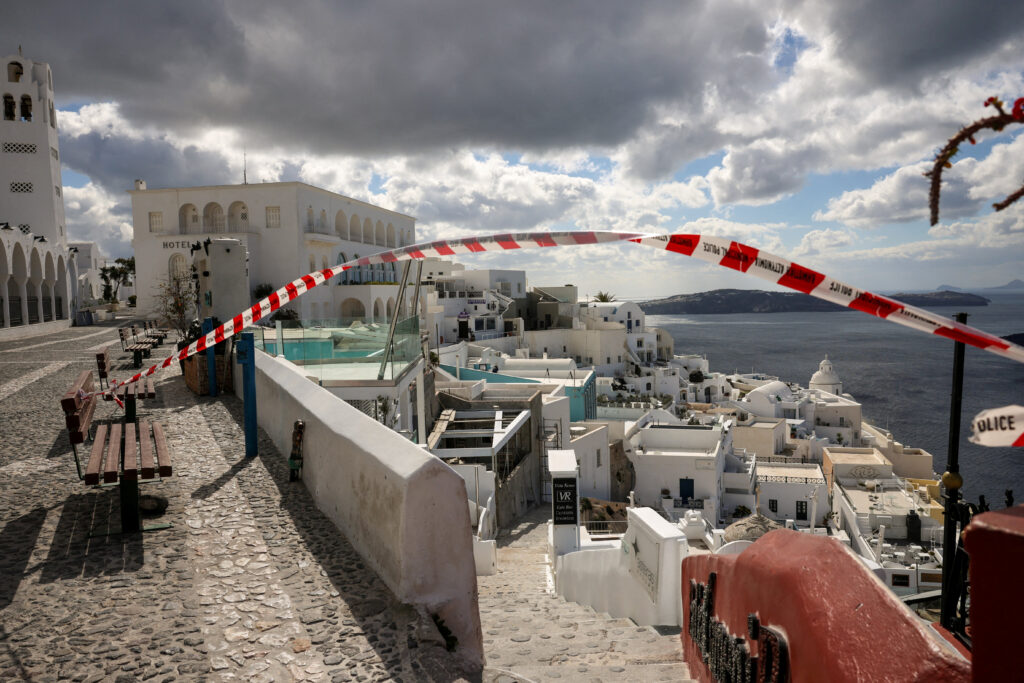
[168,253,188,279]
[202,202,225,232]
[386,297,395,319]
[335,210,348,239]
[340,297,365,319]
[386,223,396,248]
[19,95,31,122]
[309,254,316,274]
[43,251,55,284]
[363,218,374,245]
[350,214,362,243]
[375,220,386,246]
[319,209,328,234]
[28,247,43,323]
[228,201,249,232]
[321,255,329,271]
[179,203,199,234]
[7,61,23,83]
[55,253,68,320]
[306,206,315,231]
[0,245,7,326]
[373,298,383,321]
[8,243,27,326]
[2,94,13,121]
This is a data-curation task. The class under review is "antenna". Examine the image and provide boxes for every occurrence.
[243,147,248,184]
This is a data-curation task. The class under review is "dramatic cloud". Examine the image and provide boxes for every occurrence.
[63,183,133,256]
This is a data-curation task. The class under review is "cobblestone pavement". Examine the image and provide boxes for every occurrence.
[0,321,471,682]
[478,507,693,682]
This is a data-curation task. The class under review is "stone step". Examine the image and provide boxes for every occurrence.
[497,662,695,682]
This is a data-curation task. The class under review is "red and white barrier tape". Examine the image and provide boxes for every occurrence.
[970,405,1024,447]
[101,230,1024,424]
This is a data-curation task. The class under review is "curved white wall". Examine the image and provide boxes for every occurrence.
[253,352,483,667]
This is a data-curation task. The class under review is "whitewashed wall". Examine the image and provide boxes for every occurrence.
[252,352,483,667]
[555,507,687,626]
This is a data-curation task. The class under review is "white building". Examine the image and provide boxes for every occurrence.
[69,241,104,303]
[129,181,416,322]
[1,53,77,334]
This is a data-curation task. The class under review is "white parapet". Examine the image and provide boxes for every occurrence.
[253,352,483,668]
[554,507,688,626]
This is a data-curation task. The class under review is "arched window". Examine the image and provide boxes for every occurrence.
[321,255,328,271]
[350,214,361,242]
[19,95,31,122]
[203,203,225,232]
[306,206,314,231]
[168,253,189,279]
[179,204,199,234]
[309,254,316,274]
[2,94,14,121]
[319,209,327,234]
[386,223,396,248]
[335,210,348,239]
[228,201,249,231]
[7,62,23,83]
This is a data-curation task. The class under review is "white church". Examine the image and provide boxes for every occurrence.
[1,52,78,336]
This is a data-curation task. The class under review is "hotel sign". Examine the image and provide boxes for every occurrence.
[552,478,577,525]
[688,572,790,683]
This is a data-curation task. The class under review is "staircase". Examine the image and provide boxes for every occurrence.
[478,506,694,682]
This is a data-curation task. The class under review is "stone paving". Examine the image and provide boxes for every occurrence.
[0,320,694,682]
[0,321,466,682]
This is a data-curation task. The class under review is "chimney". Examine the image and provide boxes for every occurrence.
[134,179,147,190]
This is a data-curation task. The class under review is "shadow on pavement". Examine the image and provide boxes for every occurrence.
[0,507,48,610]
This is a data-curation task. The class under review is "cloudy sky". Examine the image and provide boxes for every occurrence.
[5,0,1024,298]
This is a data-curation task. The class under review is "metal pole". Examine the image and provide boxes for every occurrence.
[202,317,218,397]
[237,332,258,458]
[940,312,968,629]
[378,260,413,381]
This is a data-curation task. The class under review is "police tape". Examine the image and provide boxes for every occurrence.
[970,405,1024,447]
[101,229,1024,399]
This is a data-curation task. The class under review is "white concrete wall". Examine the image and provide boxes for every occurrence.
[252,352,483,667]
[555,508,687,626]
[570,426,610,500]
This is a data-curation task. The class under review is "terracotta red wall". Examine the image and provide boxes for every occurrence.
[963,506,1024,683]
[680,529,969,682]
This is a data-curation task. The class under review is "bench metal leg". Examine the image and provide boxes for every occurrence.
[133,350,142,368]
[125,397,136,423]
[120,478,141,534]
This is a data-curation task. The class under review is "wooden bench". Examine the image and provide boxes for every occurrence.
[61,370,99,479]
[119,327,154,368]
[104,378,157,422]
[143,321,170,341]
[60,372,173,534]
[133,324,165,347]
[95,346,112,388]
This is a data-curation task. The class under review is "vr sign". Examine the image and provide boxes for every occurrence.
[552,478,578,525]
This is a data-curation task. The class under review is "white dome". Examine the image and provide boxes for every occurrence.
[810,357,842,391]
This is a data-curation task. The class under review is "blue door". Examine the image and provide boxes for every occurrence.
[679,478,694,501]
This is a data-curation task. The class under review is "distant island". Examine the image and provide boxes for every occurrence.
[639,288,990,315]
[939,279,1024,292]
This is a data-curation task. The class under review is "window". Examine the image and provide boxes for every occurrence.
[309,255,316,274]
[768,499,778,513]
[796,500,808,521]
[7,62,23,83]
[168,253,188,279]
[891,574,910,588]
[49,101,55,128]
[3,94,15,120]
[606,357,610,364]
[596,449,601,467]
[3,142,36,153]
[148,211,163,232]
[266,206,280,228]
[20,95,31,121]
[55,185,61,197]
[10,182,32,193]
[51,147,58,160]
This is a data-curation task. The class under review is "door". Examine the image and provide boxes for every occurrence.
[679,478,694,502]
[796,500,808,521]
[458,319,469,339]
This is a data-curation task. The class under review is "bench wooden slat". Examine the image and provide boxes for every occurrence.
[152,422,172,477]
[66,396,96,440]
[84,424,108,485]
[145,379,156,399]
[60,370,93,413]
[103,422,122,484]
[139,422,155,479]
[122,422,138,481]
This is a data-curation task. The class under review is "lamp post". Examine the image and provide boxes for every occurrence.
[940,312,968,630]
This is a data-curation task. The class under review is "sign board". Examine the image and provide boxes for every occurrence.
[552,478,578,525]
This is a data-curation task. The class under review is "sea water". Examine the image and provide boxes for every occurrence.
[648,293,1024,506]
